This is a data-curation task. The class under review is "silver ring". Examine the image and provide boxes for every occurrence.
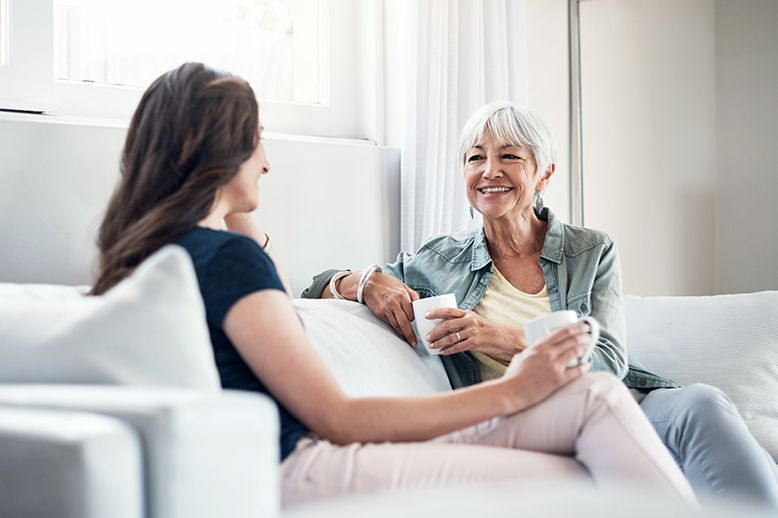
[456,331,462,342]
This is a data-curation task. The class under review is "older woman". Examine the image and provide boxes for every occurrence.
[303,101,778,508]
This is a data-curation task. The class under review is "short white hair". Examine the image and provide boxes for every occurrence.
[457,101,557,176]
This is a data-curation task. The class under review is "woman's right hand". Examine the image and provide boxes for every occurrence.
[362,272,420,346]
[500,322,592,413]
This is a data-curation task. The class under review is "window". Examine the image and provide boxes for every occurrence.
[0,0,371,139]
[54,0,319,104]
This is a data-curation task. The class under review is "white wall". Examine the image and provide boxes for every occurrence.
[0,114,400,296]
[579,0,717,296]
[714,0,778,294]
[527,0,571,223]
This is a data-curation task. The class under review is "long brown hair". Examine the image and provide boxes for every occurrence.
[91,62,259,295]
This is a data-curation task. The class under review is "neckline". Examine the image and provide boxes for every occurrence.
[491,265,548,297]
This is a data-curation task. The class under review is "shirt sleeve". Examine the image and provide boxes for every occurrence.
[588,239,629,380]
[299,250,413,300]
[202,235,286,326]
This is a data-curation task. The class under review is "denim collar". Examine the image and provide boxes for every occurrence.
[469,207,565,271]
[538,208,565,265]
[470,227,492,272]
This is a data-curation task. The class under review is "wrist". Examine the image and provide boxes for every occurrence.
[491,377,527,415]
[328,271,351,300]
[501,324,524,353]
[330,272,360,301]
[357,265,382,304]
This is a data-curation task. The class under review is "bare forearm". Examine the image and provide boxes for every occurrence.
[322,379,518,445]
[321,271,361,300]
[503,323,527,352]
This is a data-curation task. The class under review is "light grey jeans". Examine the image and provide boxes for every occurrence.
[640,384,778,509]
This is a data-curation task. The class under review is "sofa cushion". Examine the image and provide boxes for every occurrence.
[0,283,89,301]
[0,386,279,518]
[292,299,452,396]
[625,291,778,462]
[0,406,142,518]
[0,246,220,389]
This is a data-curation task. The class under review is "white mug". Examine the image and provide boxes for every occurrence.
[411,294,457,356]
[523,310,600,367]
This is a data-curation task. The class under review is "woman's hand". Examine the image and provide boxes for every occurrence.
[362,273,420,346]
[424,308,527,356]
[500,323,592,412]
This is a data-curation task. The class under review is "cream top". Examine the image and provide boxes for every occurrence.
[471,266,551,380]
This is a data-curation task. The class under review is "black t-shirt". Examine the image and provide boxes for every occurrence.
[177,226,308,460]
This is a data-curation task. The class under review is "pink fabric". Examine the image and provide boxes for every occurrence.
[281,373,696,506]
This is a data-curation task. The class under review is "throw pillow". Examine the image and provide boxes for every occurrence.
[0,246,220,389]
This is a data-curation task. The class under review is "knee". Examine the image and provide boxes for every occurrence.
[570,371,625,397]
[676,384,739,424]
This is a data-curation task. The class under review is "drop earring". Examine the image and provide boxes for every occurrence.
[533,191,544,214]
[469,206,474,219]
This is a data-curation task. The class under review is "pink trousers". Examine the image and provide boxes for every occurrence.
[281,373,697,506]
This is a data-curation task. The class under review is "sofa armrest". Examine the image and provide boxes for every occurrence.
[0,406,142,518]
[0,386,280,518]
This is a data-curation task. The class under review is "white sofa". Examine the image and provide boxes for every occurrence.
[0,246,776,517]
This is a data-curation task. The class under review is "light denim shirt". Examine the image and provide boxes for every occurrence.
[302,208,678,391]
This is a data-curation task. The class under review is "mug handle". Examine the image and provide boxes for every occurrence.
[579,316,600,363]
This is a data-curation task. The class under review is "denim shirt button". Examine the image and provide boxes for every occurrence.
[580,302,588,313]
[639,379,647,387]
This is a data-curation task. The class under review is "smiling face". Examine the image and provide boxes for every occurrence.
[220,123,270,215]
[464,130,553,222]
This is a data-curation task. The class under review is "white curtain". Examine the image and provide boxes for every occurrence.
[398,0,529,252]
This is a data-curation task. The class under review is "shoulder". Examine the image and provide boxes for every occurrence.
[178,227,272,275]
[561,223,615,257]
[416,229,480,263]
[212,230,264,258]
[183,226,262,257]
[179,229,284,325]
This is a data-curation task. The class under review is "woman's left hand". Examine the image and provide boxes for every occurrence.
[425,308,526,356]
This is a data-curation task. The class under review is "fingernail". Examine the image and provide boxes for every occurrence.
[426,334,431,341]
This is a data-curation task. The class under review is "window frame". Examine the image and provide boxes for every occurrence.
[0,0,369,139]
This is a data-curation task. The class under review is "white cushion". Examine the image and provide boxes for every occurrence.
[293,299,452,396]
[0,283,89,301]
[0,246,220,389]
[625,291,778,462]
[0,386,279,518]
[0,406,142,518]
[284,480,757,518]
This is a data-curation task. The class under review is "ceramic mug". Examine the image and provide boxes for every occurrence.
[411,294,457,356]
[523,310,600,367]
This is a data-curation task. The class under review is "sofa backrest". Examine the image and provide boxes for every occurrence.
[0,117,400,297]
[625,291,778,463]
